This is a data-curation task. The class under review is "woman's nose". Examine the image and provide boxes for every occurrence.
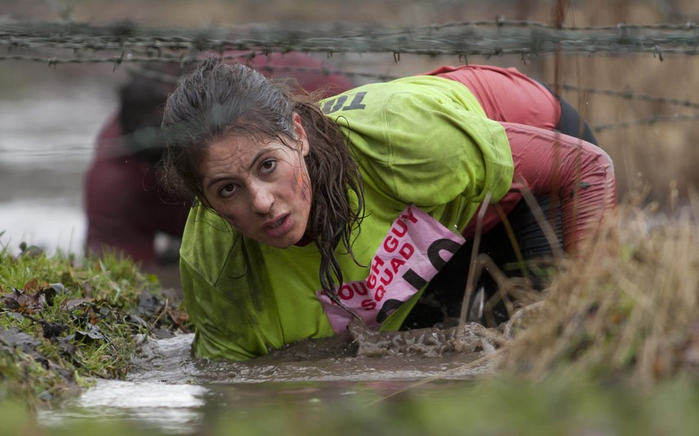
[249,184,274,214]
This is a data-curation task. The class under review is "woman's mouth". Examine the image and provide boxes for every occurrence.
[269,217,285,229]
[264,214,293,238]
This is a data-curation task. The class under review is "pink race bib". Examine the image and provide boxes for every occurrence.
[317,205,465,334]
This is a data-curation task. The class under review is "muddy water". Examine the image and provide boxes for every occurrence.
[129,326,495,385]
[40,330,494,434]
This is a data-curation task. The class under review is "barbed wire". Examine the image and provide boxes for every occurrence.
[387,19,699,32]
[554,84,699,110]
[3,111,699,161]
[111,59,699,111]
[1,19,699,63]
[0,53,194,66]
[112,59,699,111]
[1,18,697,150]
[593,113,699,132]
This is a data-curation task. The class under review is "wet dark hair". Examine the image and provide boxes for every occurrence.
[160,57,364,301]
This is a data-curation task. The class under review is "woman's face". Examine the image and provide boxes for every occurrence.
[199,113,312,248]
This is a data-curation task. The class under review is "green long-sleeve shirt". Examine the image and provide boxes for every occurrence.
[179,75,514,360]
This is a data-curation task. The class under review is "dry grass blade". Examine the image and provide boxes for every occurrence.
[517,182,565,260]
[498,202,699,383]
[457,191,492,334]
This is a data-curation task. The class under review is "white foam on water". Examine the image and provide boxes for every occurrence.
[38,380,209,435]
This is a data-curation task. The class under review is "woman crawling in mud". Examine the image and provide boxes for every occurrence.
[160,57,616,360]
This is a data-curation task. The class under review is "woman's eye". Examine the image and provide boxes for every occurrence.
[260,159,277,174]
[219,183,237,198]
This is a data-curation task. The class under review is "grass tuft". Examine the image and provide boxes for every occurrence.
[499,200,699,383]
[0,248,188,407]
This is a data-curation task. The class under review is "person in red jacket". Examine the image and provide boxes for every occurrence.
[84,52,357,268]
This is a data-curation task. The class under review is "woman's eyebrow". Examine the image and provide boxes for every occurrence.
[204,146,279,190]
[246,148,269,171]
[205,176,232,190]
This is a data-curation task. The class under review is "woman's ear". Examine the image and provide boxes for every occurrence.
[292,112,310,157]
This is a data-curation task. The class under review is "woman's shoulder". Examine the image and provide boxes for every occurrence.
[318,75,485,119]
[318,76,512,207]
[320,75,503,154]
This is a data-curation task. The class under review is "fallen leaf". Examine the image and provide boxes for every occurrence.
[75,324,106,342]
[61,297,91,311]
[23,278,44,293]
[0,326,40,353]
[137,290,163,317]
[126,314,148,328]
[2,284,64,314]
[57,336,82,367]
[19,242,44,257]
